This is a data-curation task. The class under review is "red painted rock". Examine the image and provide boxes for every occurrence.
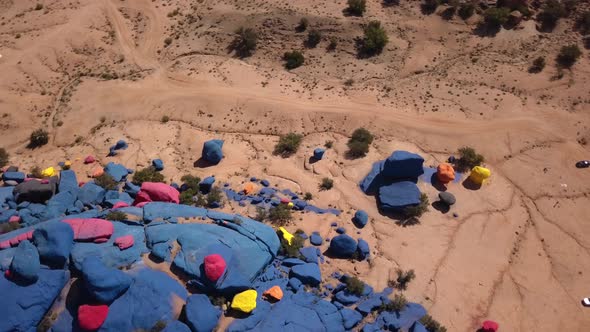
[63,218,114,242]
[139,182,180,204]
[112,201,129,209]
[84,155,96,164]
[204,254,226,282]
[280,197,290,204]
[114,235,134,250]
[78,304,109,331]
[482,320,499,332]
[132,190,152,206]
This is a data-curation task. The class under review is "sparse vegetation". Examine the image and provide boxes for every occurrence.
[164,37,172,46]
[361,21,388,56]
[556,44,582,69]
[577,11,590,34]
[344,79,354,86]
[456,146,484,171]
[35,4,43,10]
[391,269,416,290]
[483,7,511,30]
[132,166,164,185]
[403,193,429,219]
[207,187,224,207]
[378,294,408,313]
[255,206,269,221]
[105,211,127,221]
[537,0,566,31]
[29,129,49,148]
[283,50,305,69]
[208,295,228,307]
[268,204,293,226]
[347,128,374,158]
[231,27,258,58]
[274,132,303,157]
[529,56,546,73]
[0,221,21,234]
[297,18,309,32]
[347,0,366,16]
[94,173,118,190]
[280,233,304,258]
[327,37,338,51]
[0,148,9,168]
[161,115,170,123]
[180,174,201,192]
[421,0,440,15]
[180,189,196,205]
[304,192,313,201]
[420,315,448,332]
[345,276,365,296]
[458,3,475,20]
[30,166,43,179]
[324,140,334,149]
[306,30,322,48]
[319,177,334,191]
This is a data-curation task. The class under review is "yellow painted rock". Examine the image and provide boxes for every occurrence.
[63,160,72,170]
[469,166,491,185]
[41,167,56,177]
[279,227,293,245]
[287,202,294,209]
[231,290,257,313]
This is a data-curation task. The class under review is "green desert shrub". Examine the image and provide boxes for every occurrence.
[304,192,313,200]
[361,21,388,56]
[403,193,429,219]
[274,133,303,157]
[268,204,293,226]
[537,0,566,30]
[180,174,201,192]
[105,211,127,221]
[419,315,448,332]
[283,51,304,69]
[0,148,9,168]
[297,18,309,32]
[319,177,334,191]
[345,276,365,296]
[556,44,582,69]
[29,129,49,148]
[207,187,224,207]
[132,166,164,185]
[483,7,511,30]
[280,233,305,258]
[306,29,322,48]
[94,173,118,190]
[347,128,374,158]
[458,3,475,20]
[529,56,546,73]
[456,146,484,171]
[393,269,416,290]
[231,27,258,58]
[347,0,366,16]
[180,189,196,205]
[379,294,408,312]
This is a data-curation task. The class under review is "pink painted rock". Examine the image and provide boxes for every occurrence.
[0,240,10,249]
[132,190,152,206]
[84,155,96,164]
[204,254,226,282]
[114,235,134,250]
[140,182,180,204]
[63,218,114,242]
[112,201,129,209]
[8,215,20,223]
[78,304,109,331]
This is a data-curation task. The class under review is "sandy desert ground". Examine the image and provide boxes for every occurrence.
[1,0,590,331]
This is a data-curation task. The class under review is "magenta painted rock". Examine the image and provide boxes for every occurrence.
[139,182,180,204]
[114,235,134,250]
[63,218,114,242]
[84,155,96,164]
[112,202,129,209]
[204,254,226,282]
[78,304,109,331]
[132,191,152,206]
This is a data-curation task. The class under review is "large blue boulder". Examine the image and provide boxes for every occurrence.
[290,263,321,286]
[81,256,132,304]
[313,148,325,160]
[104,162,129,182]
[310,232,323,246]
[341,307,363,329]
[10,240,40,284]
[0,186,14,205]
[163,321,192,332]
[299,246,321,264]
[32,220,74,268]
[152,159,164,171]
[375,302,427,331]
[202,139,224,164]
[359,160,385,194]
[78,182,106,206]
[0,268,69,332]
[58,169,78,194]
[185,294,221,332]
[100,267,188,331]
[378,181,421,212]
[143,202,207,223]
[357,238,370,260]
[356,288,393,316]
[44,190,77,219]
[382,151,424,179]
[124,181,141,197]
[329,234,357,258]
[353,210,368,228]
[199,176,215,193]
[2,171,25,184]
[411,321,429,332]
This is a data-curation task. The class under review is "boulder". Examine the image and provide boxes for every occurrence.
[438,192,456,206]
[185,294,221,332]
[410,322,428,332]
[9,240,40,284]
[482,320,499,332]
[84,155,96,164]
[140,182,180,204]
[260,179,270,187]
[378,181,421,212]
[231,289,257,313]
[2,171,26,184]
[152,159,164,171]
[81,256,132,303]
[41,167,56,178]
[199,176,216,193]
[63,218,114,242]
[114,140,128,150]
[79,182,106,206]
[290,263,321,286]
[336,227,346,234]
[58,169,79,194]
[78,304,109,331]
[263,285,284,301]
[329,234,357,258]
[114,235,134,250]
[436,163,455,184]
[313,148,325,160]
[299,246,321,264]
[469,166,491,185]
[143,202,207,222]
[341,307,363,329]
[204,254,226,282]
[13,179,56,203]
[381,151,424,179]
[310,232,323,246]
[104,162,129,182]
[353,212,369,231]
[357,238,370,260]
[32,220,74,268]
[359,161,385,194]
[162,321,192,332]
[202,139,224,164]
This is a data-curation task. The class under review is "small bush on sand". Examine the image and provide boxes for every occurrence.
[35,4,43,11]
[577,11,590,34]
[164,37,172,46]
[94,173,118,190]
[421,0,440,15]
[0,148,9,168]
[280,233,304,258]
[403,193,429,219]
[180,174,201,192]
[180,189,196,205]
[231,27,258,58]
[483,7,510,30]
[161,115,170,123]
[378,294,408,313]
[420,315,448,332]
[132,166,164,185]
[207,187,224,207]
[391,269,416,290]
[304,192,313,200]
[537,0,566,30]
[297,18,309,32]
[327,37,338,51]
[347,0,366,16]
[255,206,268,221]
[306,29,322,48]
[345,276,365,296]
[274,133,303,157]
[283,51,304,69]
[529,56,546,73]
[557,44,582,69]
[105,211,127,221]
[29,129,49,148]
[319,177,334,191]
[324,140,334,149]
[361,21,388,56]
[347,128,374,158]
[456,146,484,171]
[30,166,43,179]
[268,204,293,226]
[458,3,475,20]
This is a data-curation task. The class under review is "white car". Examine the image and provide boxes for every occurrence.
[583,298,590,307]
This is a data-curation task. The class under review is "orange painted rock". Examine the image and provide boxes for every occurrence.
[263,285,283,301]
[436,163,455,184]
